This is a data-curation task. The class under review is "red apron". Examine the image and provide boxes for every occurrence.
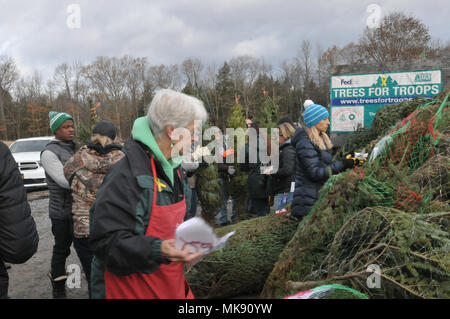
[104,156,194,299]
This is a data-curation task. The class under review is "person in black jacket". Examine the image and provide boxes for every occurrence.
[0,141,39,299]
[215,130,236,226]
[240,122,270,217]
[264,122,297,212]
[291,104,361,220]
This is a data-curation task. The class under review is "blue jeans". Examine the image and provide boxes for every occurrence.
[218,177,236,225]
[186,188,198,220]
[275,192,294,211]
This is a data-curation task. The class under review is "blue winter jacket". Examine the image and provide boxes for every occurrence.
[291,128,345,219]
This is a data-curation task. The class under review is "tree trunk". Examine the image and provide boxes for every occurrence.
[0,100,8,140]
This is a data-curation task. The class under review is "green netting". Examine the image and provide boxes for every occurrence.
[371,94,449,173]
[358,177,395,207]
[318,284,369,299]
[284,283,369,299]
[434,92,450,131]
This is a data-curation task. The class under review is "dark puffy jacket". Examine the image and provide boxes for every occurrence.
[0,142,38,264]
[270,140,296,195]
[42,140,76,220]
[291,128,345,219]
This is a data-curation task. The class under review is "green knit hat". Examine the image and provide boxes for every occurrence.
[49,111,74,133]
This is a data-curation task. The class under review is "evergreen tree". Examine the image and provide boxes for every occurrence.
[256,92,279,139]
[215,62,235,129]
[182,80,195,96]
[226,97,249,220]
[75,97,100,145]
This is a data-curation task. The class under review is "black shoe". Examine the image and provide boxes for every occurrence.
[48,272,67,299]
[217,221,230,227]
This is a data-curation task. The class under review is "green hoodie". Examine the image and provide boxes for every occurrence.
[131,117,183,185]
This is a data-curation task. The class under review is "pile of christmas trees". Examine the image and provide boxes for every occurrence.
[188,89,449,299]
[262,90,450,299]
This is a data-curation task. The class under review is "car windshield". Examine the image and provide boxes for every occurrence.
[10,139,52,153]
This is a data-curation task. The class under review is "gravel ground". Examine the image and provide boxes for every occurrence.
[7,190,89,299]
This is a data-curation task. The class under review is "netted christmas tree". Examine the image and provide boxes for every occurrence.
[186,214,299,299]
[341,96,433,156]
[284,207,450,299]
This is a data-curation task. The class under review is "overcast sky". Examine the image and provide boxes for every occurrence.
[0,0,449,80]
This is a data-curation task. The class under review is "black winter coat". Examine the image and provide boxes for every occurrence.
[270,140,296,195]
[291,128,345,219]
[240,137,268,199]
[0,142,38,264]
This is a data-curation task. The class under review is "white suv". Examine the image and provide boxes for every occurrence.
[9,136,54,188]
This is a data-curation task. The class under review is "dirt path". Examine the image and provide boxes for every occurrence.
[7,190,89,299]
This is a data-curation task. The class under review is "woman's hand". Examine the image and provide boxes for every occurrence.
[161,239,203,263]
[263,166,274,175]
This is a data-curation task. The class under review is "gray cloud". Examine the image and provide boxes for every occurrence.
[0,0,448,80]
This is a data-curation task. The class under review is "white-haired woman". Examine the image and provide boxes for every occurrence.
[89,89,207,299]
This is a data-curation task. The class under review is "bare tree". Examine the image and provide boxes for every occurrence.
[126,57,147,123]
[147,64,182,90]
[0,55,19,139]
[83,56,133,136]
[295,40,313,93]
[181,57,203,90]
[358,12,435,63]
[54,63,73,100]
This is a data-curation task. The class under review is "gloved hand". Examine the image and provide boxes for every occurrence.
[342,158,355,169]
[228,166,236,176]
[344,151,366,167]
[354,157,366,166]
[344,152,355,159]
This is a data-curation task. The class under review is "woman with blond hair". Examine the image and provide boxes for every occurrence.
[290,104,360,220]
[265,122,297,212]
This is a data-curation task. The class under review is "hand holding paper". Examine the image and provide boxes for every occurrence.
[175,217,235,269]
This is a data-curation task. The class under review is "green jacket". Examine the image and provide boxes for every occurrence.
[89,117,192,299]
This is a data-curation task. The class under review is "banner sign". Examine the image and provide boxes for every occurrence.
[330,69,442,132]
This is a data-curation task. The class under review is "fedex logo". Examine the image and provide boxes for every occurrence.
[341,79,353,85]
